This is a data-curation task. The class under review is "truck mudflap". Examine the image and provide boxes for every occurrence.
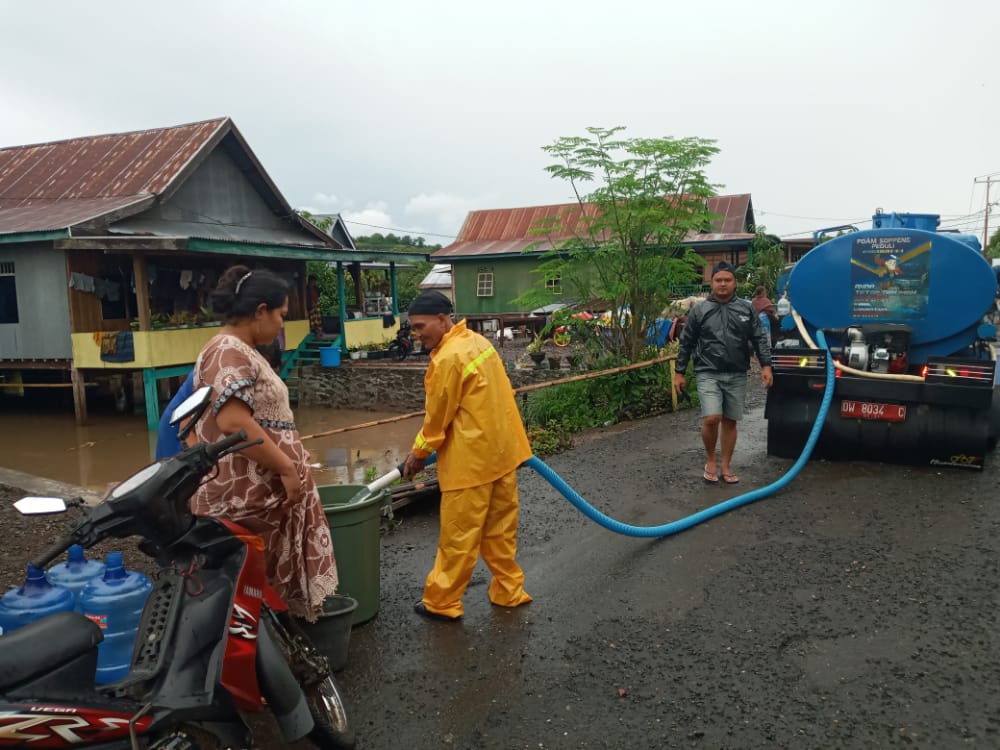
[765,348,998,470]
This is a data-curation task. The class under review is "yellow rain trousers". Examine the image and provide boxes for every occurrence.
[412,320,533,617]
[424,471,533,618]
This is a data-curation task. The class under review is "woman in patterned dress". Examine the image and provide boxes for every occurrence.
[190,265,338,621]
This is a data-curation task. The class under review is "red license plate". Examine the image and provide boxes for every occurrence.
[840,400,906,422]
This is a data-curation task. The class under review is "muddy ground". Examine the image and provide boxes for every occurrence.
[2,374,998,749]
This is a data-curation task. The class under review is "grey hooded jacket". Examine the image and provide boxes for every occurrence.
[675,296,772,374]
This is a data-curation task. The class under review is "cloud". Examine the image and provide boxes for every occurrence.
[340,203,394,237]
[300,195,396,237]
[310,192,343,210]
[404,191,491,236]
[304,190,481,242]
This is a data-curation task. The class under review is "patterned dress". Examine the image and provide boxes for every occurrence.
[191,334,338,620]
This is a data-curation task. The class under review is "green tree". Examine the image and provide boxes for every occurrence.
[987,229,1000,259]
[298,210,333,234]
[519,126,719,360]
[296,212,437,309]
[737,230,785,298]
[354,234,440,309]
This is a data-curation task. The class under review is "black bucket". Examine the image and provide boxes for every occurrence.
[303,594,358,671]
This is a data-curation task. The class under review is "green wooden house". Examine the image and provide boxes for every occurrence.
[430,194,758,330]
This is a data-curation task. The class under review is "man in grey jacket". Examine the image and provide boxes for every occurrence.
[673,261,773,485]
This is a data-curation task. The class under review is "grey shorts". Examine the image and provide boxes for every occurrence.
[696,371,748,421]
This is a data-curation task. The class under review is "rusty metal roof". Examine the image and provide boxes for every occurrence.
[707,193,753,234]
[0,118,335,247]
[0,118,228,204]
[0,195,153,234]
[432,194,755,260]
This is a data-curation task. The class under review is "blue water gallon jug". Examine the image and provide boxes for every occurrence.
[0,564,75,635]
[47,544,106,609]
[79,552,152,684]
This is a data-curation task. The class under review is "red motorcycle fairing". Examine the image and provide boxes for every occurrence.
[0,704,151,747]
[217,519,287,712]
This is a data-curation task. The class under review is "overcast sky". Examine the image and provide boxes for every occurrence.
[2,0,998,245]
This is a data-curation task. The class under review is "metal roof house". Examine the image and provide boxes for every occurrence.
[0,117,426,428]
[418,263,453,301]
[430,194,758,327]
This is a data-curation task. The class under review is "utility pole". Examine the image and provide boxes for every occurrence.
[974,175,999,251]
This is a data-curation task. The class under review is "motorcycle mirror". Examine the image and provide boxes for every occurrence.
[14,496,68,515]
[170,384,212,441]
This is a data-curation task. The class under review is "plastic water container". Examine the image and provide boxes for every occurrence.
[79,552,152,684]
[0,564,76,635]
[47,545,106,609]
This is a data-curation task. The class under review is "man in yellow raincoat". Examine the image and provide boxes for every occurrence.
[402,290,534,621]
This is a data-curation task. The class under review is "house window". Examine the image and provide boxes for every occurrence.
[545,274,562,295]
[476,270,494,297]
[0,261,17,324]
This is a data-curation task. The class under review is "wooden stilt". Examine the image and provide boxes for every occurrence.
[71,368,88,425]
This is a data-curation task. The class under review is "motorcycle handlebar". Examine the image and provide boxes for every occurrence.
[205,429,250,459]
[28,430,250,569]
[31,533,78,570]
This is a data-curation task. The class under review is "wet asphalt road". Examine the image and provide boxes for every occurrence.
[0,377,997,749]
[337,383,1000,750]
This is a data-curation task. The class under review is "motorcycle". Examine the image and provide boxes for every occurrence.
[386,322,414,361]
[0,385,355,749]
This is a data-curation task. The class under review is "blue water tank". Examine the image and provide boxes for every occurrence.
[47,544,106,609]
[79,552,152,684]
[872,211,940,232]
[0,564,76,635]
[788,223,996,364]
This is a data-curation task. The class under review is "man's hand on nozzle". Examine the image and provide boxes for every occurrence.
[403,452,426,480]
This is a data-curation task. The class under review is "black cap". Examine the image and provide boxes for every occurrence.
[408,290,453,315]
[711,260,737,277]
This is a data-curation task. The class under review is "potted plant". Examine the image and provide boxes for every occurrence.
[547,353,562,370]
[526,333,545,367]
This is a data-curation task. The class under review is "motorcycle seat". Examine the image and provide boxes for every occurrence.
[0,611,103,690]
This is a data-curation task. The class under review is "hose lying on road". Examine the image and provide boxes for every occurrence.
[372,333,834,538]
[525,329,835,538]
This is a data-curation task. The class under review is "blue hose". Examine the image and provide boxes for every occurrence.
[523,331,836,537]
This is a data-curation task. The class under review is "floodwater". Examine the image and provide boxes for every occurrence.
[0,402,420,493]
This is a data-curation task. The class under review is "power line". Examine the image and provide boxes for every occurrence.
[333,217,458,240]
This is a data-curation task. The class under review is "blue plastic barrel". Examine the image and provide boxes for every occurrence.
[320,346,341,367]
[79,552,152,684]
[0,564,75,635]
[47,544,106,609]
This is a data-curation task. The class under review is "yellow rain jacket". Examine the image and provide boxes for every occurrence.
[412,320,531,491]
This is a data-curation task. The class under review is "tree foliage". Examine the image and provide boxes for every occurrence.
[736,231,785,298]
[355,233,430,248]
[296,211,436,312]
[519,126,720,360]
[298,210,334,234]
[987,229,1000,259]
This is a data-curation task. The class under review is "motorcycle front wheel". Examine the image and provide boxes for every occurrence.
[264,613,356,750]
[304,674,354,749]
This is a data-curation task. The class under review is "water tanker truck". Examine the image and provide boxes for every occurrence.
[766,209,1000,470]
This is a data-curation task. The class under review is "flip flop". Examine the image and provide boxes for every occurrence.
[703,466,719,484]
[722,473,740,484]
